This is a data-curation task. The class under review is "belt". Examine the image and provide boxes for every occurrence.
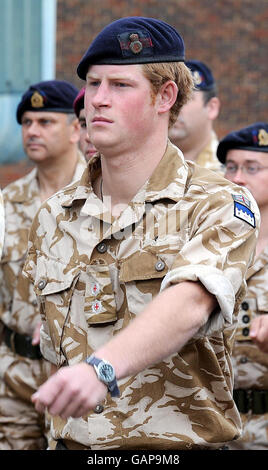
[55,439,89,450]
[3,325,42,360]
[234,389,268,414]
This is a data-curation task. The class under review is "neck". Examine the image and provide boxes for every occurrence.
[176,129,212,162]
[36,149,79,202]
[97,132,168,216]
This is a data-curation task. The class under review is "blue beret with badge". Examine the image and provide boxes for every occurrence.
[16,80,79,124]
[77,16,185,80]
[185,60,215,91]
[217,122,268,163]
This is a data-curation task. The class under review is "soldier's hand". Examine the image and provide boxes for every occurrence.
[31,363,108,419]
[250,315,268,353]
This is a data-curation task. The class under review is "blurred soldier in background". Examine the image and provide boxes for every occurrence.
[218,122,268,449]
[0,80,87,449]
[74,87,97,161]
[169,59,223,173]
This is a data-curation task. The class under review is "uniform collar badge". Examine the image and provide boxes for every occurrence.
[31,91,45,108]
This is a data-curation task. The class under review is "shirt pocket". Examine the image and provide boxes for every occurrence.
[82,260,118,326]
[33,257,87,366]
[33,257,118,365]
[119,250,169,315]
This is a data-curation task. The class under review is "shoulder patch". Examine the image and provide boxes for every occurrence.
[232,194,251,209]
[233,201,255,228]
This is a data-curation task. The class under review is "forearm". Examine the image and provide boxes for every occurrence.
[96,280,217,380]
[32,280,217,419]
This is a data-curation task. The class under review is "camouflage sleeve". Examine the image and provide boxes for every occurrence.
[22,209,58,365]
[0,190,4,257]
[160,188,260,337]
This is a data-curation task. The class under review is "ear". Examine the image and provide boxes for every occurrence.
[156,80,178,115]
[69,117,81,144]
[206,96,220,121]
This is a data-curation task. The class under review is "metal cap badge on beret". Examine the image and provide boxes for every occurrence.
[73,87,85,117]
[77,16,185,80]
[186,60,215,91]
[217,122,268,163]
[16,80,79,124]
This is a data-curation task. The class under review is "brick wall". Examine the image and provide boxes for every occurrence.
[56,0,268,137]
[2,0,267,187]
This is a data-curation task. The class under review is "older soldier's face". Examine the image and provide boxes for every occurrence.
[225,149,268,208]
[21,111,77,163]
[84,64,158,155]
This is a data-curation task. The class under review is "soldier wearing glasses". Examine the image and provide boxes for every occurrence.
[218,122,268,449]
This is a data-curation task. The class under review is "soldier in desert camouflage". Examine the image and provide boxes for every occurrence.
[218,122,268,450]
[24,17,259,450]
[0,80,87,449]
[169,60,223,174]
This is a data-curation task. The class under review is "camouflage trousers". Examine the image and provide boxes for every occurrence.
[0,343,51,450]
[228,412,268,450]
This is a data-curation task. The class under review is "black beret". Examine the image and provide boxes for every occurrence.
[17,80,79,124]
[186,60,215,91]
[217,122,268,163]
[77,16,185,80]
[73,87,85,117]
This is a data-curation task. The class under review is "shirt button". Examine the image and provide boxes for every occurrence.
[97,242,107,254]
[241,302,249,311]
[94,404,104,414]
[240,356,248,364]
[242,327,250,337]
[155,260,165,272]
[38,279,47,290]
[242,314,250,324]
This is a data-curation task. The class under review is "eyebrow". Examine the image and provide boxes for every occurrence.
[226,158,261,164]
[86,72,138,82]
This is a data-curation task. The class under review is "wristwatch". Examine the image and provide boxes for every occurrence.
[85,355,120,397]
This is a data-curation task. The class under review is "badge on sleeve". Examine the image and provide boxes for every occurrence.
[232,194,255,228]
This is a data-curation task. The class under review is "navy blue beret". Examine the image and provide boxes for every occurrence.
[17,80,79,124]
[77,17,185,80]
[186,60,215,91]
[217,122,268,163]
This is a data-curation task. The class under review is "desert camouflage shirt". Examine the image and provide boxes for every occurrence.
[0,190,4,258]
[232,244,268,390]
[0,152,87,337]
[23,141,259,449]
[196,131,224,174]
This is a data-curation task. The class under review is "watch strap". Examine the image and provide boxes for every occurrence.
[86,355,120,397]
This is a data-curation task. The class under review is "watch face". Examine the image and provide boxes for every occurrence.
[99,362,115,383]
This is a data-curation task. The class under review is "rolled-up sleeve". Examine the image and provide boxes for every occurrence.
[161,187,260,337]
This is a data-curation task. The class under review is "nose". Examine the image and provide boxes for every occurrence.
[91,82,110,109]
[228,168,247,186]
[27,121,41,137]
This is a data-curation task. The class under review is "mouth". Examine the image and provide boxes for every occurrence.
[92,116,113,124]
[26,143,44,149]
[86,149,97,158]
